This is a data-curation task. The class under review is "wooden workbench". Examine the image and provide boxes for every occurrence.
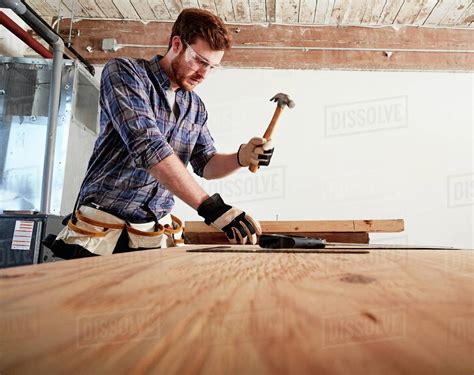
[0,245,472,374]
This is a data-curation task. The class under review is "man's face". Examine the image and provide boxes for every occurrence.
[170,38,224,91]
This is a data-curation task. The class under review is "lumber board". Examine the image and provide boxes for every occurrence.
[185,219,405,234]
[0,246,472,374]
[184,231,370,245]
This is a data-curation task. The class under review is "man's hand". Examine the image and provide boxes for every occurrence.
[197,194,262,245]
[237,137,274,168]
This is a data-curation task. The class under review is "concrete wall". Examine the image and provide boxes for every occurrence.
[171,69,473,249]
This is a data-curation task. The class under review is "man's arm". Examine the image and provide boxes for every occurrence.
[202,153,240,180]
[148,154,261,244]
[148,154,209,210]
[201,137,275,180]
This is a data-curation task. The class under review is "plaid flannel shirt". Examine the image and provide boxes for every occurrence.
[78,55,216,222]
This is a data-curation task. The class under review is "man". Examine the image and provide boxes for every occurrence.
[47,8,274,259]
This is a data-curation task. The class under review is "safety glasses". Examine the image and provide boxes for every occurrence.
[183,41,222,72]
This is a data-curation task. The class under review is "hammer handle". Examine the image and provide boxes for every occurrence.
[249,106,283,173]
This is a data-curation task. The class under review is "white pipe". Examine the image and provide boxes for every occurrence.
[103,40,474,54]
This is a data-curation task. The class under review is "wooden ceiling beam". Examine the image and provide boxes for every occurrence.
[57,19,474,71]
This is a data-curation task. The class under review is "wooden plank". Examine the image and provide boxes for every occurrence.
[249,0,267,22]
[0,248,472,373]
[266,0,276,22]
[57,20,474,71]
[233,0,251,21]
[77,0,107,17]
[184,219,405,234]
[439,0,471,26]
[163,0,182,18]
[214,0,235,22]
[274,0,284,22]
[379,0,406,23]
[184,232,370,244]
[95,0,122,18]
[313,0,333,24]
[424,0,455,25]
[412,0,439,25]
[281,0,300,23]
[26,0,56,16]
[129,0,156,19]
[395,0,426,25]
[61,0,90,16]
[148,0,172,19]
[42,0,71,17]
[456,2,474,25]
[111,0,140,19]
[361,0,386,24]
[342,0,368,25]
[299,0,318,23]
[328,0,347,24]
[181,0,199,7]
[198,0,218,14]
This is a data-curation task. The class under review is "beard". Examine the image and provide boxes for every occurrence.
[170,51,204,92]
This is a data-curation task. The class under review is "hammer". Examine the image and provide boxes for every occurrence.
[249,93,295,173]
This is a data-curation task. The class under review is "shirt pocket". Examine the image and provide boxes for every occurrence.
[169,118,201,160]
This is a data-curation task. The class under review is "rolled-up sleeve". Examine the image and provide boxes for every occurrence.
[100,58,174,170]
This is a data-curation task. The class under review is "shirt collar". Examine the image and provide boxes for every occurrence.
[149,55,171,91]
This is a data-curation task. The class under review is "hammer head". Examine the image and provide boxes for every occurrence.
[270,93,295,109]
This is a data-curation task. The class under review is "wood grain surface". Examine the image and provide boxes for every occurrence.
[185,219,405,233]
[0,246,472,374]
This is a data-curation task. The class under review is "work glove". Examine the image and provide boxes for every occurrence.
[197,193,262,245]
[237,137,274,168]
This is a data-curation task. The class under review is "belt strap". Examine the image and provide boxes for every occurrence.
[75,210,125,230]
[163,215,183,234]
[127,224,165,237]
[67,220,107,237]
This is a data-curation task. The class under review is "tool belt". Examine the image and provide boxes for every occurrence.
[44,205,184,259]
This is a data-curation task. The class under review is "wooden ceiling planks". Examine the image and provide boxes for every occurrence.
[30,0,474,27]
[163,0,182,18]
[313,0,334,24]
[342,0,369,25]
[214,0,236,22]
[457,2,474,25]
[249,0,267,22]
[59,0,90,17]
[94,0,122,18]
[439,0,472,26]
[280,0,300,23]
[181,0,199,9]
[147,0,172,19]
[110,0,140,19]
[129,0,155,19]
[379,0,406,24]
[77,0,106,17]
[328,0,346,25]
[197,0,218,15]
[424,0,458,25]
[361,0,386,24]
[233,0,251,22]
[299,0,318,23]
[412,0,439,25]
[395,0,426,25]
